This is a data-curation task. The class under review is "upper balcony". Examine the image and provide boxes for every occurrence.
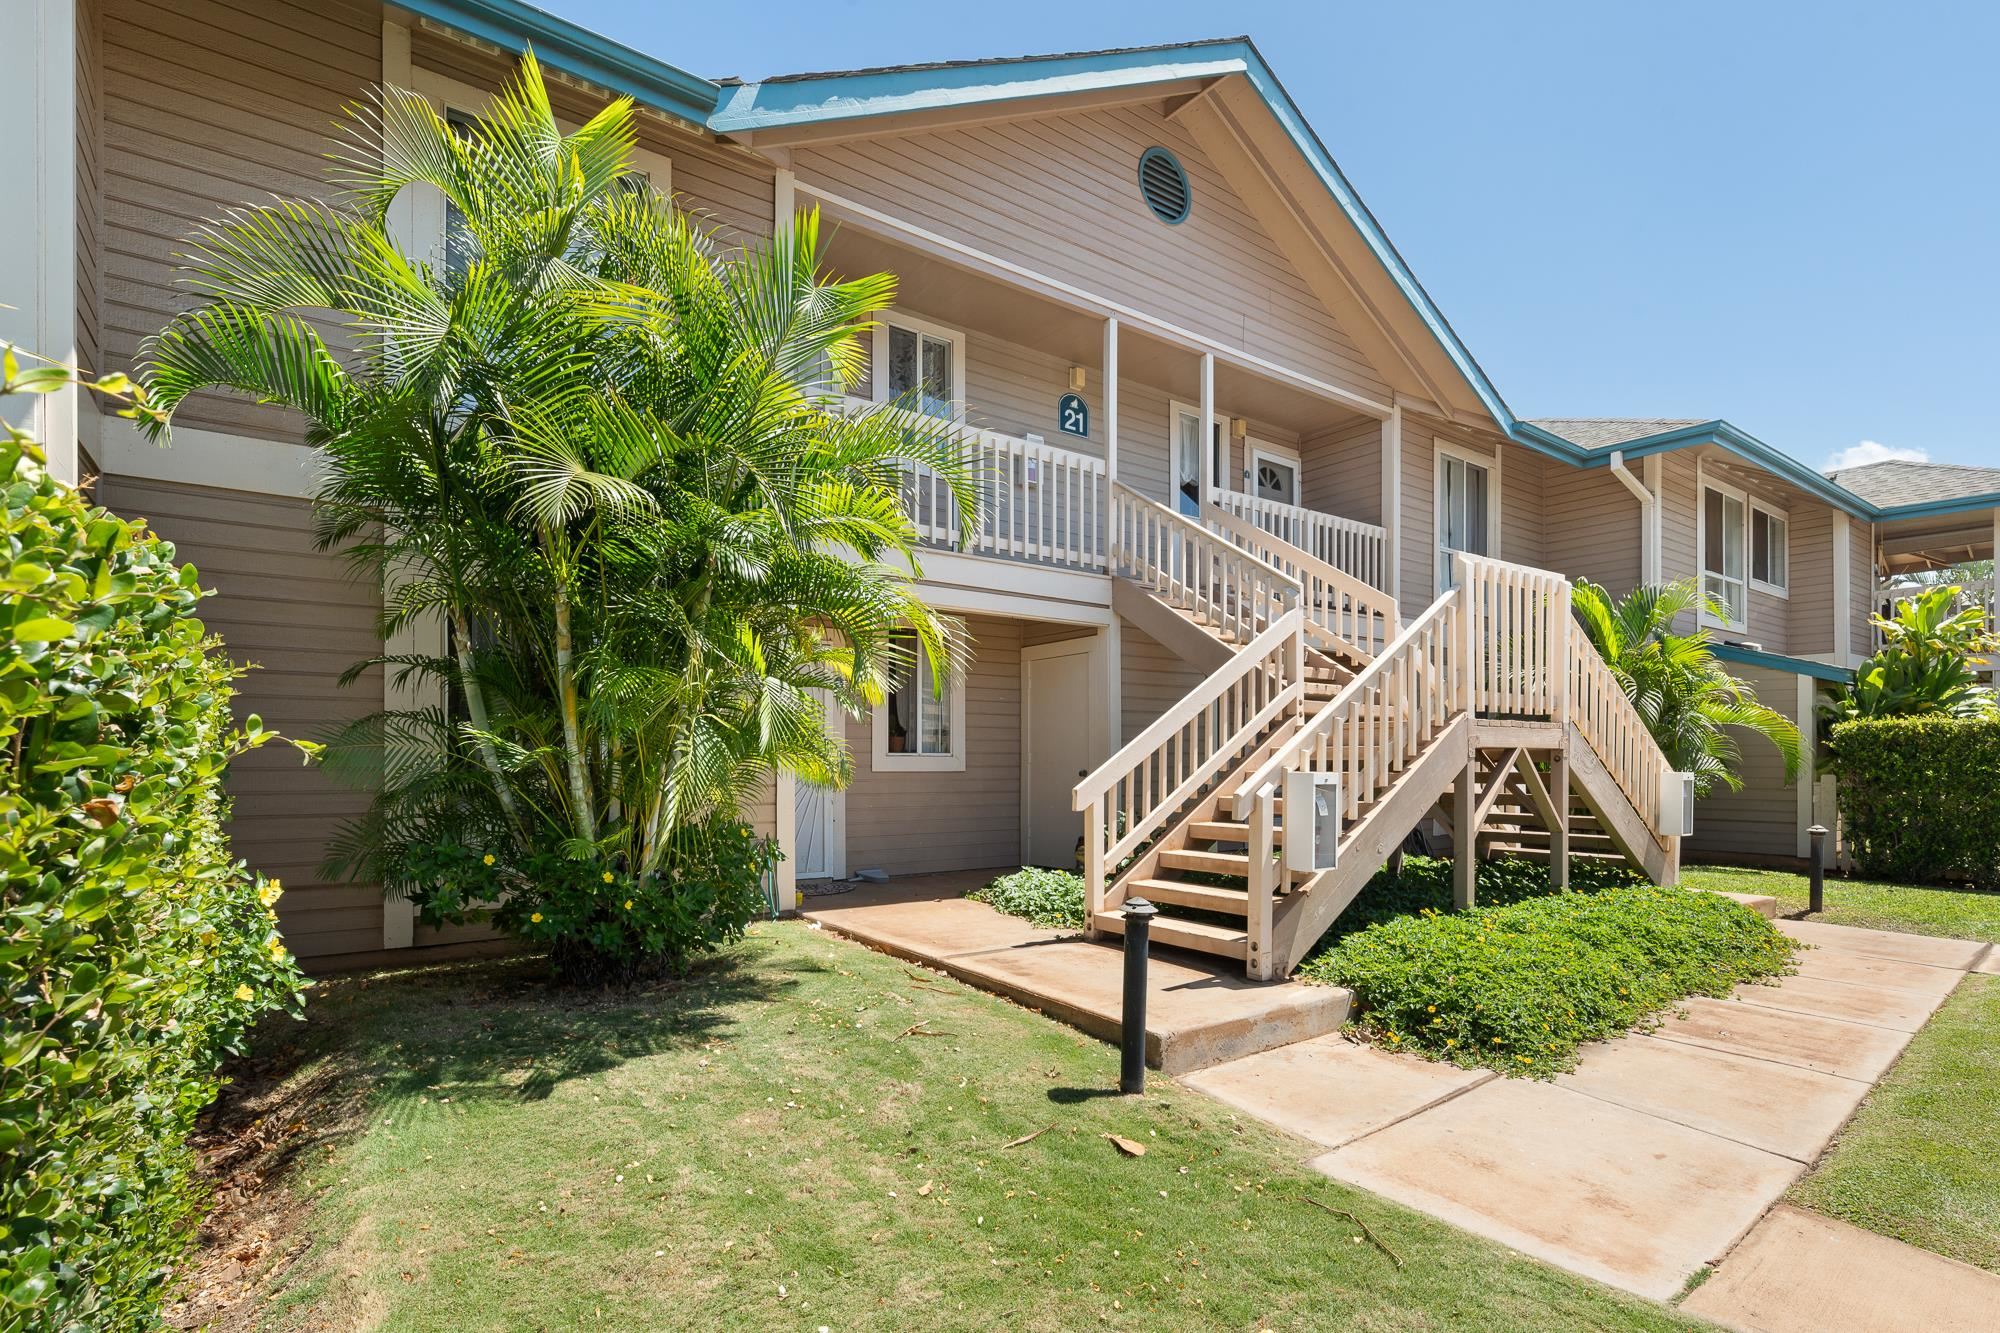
[823,223,1393,597]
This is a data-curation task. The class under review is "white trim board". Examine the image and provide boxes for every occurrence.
[95,404,323,499]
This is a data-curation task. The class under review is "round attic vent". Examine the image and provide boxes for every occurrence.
[1137,146,1191,225]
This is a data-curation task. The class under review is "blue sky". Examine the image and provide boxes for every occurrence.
[557,0,1997,471]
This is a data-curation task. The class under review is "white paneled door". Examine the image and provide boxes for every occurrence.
[793,692,844,881]
[1023,642,1099,869]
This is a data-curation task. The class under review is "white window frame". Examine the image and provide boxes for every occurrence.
[408,69,672,267]
[871,309,967,418]
[1696,464,1750,631]
[1749,498,1790,598]
[872,633,967,773]
[1170,399,1231,509]
[1247,439,1303,506]
[1434,439,1500,590]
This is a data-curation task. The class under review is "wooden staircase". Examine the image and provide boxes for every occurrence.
[1076,486,1684,979]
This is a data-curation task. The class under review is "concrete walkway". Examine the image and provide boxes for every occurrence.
[1184,917,1997,1314]
[799,871,1349,1073]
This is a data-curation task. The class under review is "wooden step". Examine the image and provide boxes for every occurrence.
[1187,819,1280,844]
[1092,910,1249,960]
[1159,847,1254,877]
[1123,877,1251,915]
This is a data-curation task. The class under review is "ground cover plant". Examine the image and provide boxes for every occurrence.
[180,923,1701,1331]
[1299,883,1797,1077]
[1679,865,2000,942]
[0,359,307,1330]
[971,867,1087,930]
[141,53,973,983]
[1788,975,2000,1273]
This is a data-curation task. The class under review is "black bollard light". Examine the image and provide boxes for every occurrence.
[1120,897,1158,1094]
[1807,824,1828,915]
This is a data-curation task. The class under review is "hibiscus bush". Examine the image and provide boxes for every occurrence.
[0,359,307,1329]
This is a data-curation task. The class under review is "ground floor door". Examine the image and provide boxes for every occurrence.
[793,693,844,880]
[1023,640,1100,869]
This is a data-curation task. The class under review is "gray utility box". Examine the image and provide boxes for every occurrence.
[1283,770,1342,874]
[1658,771,1698,838]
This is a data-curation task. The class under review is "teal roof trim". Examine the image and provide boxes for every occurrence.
[1709,643,1854,684]
[711,38,1524,435]
[397,0,722,126]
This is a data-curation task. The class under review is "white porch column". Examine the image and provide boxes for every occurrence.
[1832,516,1853,663]
[1198,352,1215,508]
[1,0,79,481]
[1102,317,1118,485]
[1382,402,1403,607]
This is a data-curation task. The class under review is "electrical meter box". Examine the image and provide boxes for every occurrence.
[1658,771,1697,838]
[1283,770,1342,873]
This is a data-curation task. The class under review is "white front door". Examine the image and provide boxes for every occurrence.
[793,693,844,880]
[1023,643,1098,869]
[1249,443,1301,505]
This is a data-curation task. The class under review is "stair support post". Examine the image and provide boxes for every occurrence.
[1550,751,1571,891]
[1453,755,1478,910]
[1084,798,1108,937]
[1246,786,1278,980]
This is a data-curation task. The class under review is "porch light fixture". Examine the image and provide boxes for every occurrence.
[1068,365,1087,391]
[1230,416,1249,441]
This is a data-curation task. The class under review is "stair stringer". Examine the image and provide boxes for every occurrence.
[1563,723,1677,884]
[1110,577,1235,672]
[1265,712,1475,977]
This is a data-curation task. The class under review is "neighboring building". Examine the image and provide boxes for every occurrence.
[5,1,1994,969]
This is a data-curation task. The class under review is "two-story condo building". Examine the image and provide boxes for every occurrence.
[6,0,1997,972]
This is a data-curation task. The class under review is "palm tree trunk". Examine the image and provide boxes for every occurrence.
[553,585,596,839]
[450,605,524,831]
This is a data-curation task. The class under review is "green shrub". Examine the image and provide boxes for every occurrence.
[1827,716,2000,886]
[1315,854,1644,949]
[971,867,1086,931]
[0,366,307,1328]
[404,812,780,985]
[1298,884,1795,1077]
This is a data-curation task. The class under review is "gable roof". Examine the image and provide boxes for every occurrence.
[397,7,1981,529]
[1825,459,2000,510]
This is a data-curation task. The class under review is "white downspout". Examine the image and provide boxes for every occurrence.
[1608,450,1658,585]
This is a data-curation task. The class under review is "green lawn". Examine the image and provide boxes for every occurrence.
[215,923,1703,1331]
[1788,975,2000,1273]
[1680,865,2000,942]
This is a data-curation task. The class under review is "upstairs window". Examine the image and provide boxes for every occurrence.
[1702,485,1748,628]
[1750,504,1789,593]
[872,313,963,418]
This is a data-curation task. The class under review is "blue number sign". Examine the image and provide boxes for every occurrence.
[1058,393,1089,438]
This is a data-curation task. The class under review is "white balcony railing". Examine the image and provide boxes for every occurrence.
[853,399,1108,572]
[1211,488,1388,592]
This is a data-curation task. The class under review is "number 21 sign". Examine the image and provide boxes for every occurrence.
[1058,393,1089,438]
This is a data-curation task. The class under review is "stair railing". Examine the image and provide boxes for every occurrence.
[1204,501,1400,661]
[1108,482,1299,647]
[1072,609,1307,923]
[1568,631,1669,836]
[1454,552,1570,720]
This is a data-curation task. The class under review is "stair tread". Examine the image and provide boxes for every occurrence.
[1160,848,1254,874]
[1125,878,1251,914]
[1093,910,1249,958]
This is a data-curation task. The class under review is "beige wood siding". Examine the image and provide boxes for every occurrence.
[840,615,1023,876]
[1302,418,1381,524]
[100,0,378,439]
[95,474,387,958]
[1786,502,1835,656]
[1118,616,1204,743]
[76,0,104,376]
[791,103,1391,407]
[1399,418,1437,608]
[1687,664,1801,863]
[1542,464,1642,596]
[1394,415,1543,607]
[1503,445,1547,566]
[409,29,776,248]
[1849,515,1874,659]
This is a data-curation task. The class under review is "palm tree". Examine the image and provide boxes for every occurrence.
[1570,580,1801,796]
[139,53,977,969]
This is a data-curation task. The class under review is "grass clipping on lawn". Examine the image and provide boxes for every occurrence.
[1299,884,1798,1077]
